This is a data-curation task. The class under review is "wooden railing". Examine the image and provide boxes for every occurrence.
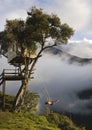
[0,69,25,84]
[2,69,20,76]
[0,69,25,111]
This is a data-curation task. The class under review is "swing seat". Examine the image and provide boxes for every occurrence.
[45,100,59,105]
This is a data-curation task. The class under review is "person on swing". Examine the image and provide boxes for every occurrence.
[45,99,59,105]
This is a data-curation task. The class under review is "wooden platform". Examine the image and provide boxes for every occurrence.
[0,69,25,85]
[0,69,26,111]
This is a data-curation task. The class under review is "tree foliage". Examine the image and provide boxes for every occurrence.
[1,7,74,55]
[21,91,40,113]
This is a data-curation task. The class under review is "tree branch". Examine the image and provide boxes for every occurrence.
[43,43,57,50]
[28,48,43,78]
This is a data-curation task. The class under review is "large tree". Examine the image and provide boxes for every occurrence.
[1,7,74,111]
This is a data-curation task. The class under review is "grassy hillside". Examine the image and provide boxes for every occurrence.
[0,92,86,130]
[0,111,60,130]
[0,111,86,130]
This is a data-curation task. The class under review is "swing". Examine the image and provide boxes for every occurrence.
[36,72,59,106]
[45,99,59,105]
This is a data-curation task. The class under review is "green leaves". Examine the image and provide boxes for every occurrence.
[26,7,74,46]
[60,23,74,43]
[21,91,40,113]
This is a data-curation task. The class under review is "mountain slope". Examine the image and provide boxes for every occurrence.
[45,47,92,64]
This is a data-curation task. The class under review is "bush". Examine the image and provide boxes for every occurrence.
[47,112,86,130]
[21,91,40,113]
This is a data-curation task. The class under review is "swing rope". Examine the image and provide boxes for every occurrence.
[35,71,60,106]
[35,71,51,101]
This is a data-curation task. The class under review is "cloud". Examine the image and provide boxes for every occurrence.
[61,0,91,31]
[0,0,92,41]
[6,9,27,20]
[43,38,92,66]
[29,52,92,114]
[65,38,92,58]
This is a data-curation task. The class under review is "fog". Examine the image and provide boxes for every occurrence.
[0,42,92,115]
[30,53,92,114]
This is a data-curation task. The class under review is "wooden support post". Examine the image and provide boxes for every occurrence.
[2,81,5,111]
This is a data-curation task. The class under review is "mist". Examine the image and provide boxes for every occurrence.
[30,53,92,115]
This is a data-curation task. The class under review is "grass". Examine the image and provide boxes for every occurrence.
[0,91,14,111]
[0,111,60,130]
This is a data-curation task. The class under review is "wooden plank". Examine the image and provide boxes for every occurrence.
[3,75,25,81]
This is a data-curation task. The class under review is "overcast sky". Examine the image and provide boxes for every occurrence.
[0,0,92,40]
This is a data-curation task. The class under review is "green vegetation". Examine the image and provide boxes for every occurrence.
[0,92,86,130]
[0,111,60,130]
[0,91,40,113]
[0,91,14,111]
[47,112,85,130]
[0,110,86,130]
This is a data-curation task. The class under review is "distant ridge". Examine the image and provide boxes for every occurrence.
[45,47,92,64]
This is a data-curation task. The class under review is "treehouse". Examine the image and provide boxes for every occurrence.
[5,43,36,66]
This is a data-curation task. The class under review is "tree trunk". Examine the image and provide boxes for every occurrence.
[13,78,29,111]
[13,58,30,111]
[13,50,42,111]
